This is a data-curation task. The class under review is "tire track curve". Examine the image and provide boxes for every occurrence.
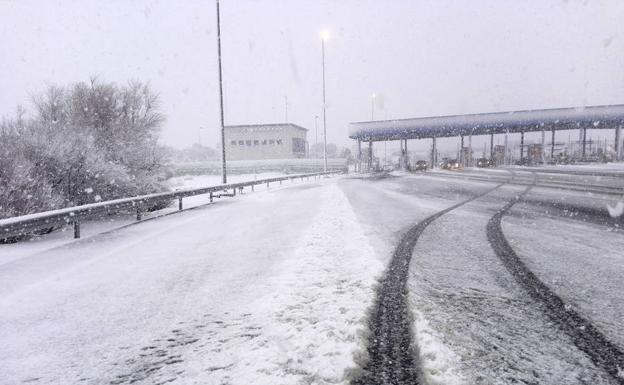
[487,184,624,384]
[352,182,506,385]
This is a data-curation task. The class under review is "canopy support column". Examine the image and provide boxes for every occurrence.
[541,129,546,165]
[368,140,373,171]
[357,139,362,172]
[504,130,509,165]
[431,136,437,169]
[582,128,587,159]
[460,135,464,165]
[468,134,473,167]
[404,139,409,170]
[615,125,621,161]
[520,131,525,165]
[490,133,494,160]
[551,128,556,160]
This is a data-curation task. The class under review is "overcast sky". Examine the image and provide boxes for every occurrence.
[2,0,623,153]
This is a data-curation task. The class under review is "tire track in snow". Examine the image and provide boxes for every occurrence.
[352,182,507,385]
[487,183,624,384]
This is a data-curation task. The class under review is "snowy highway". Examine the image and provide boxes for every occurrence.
[1,170,623,384]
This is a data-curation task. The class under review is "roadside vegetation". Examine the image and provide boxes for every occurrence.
[0,78,168,219]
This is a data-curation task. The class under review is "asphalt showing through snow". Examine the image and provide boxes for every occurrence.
[351,170,624,384]
[487,184,624,384]
[352,181,507,385]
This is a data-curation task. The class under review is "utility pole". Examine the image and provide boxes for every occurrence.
[371,93,376,120]
[321,30,329,172]
[216,0,227,184]
[314,115,319,158]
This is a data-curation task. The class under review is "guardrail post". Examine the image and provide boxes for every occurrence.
[267,181,270,189]
[210,192,213,203]
[136,206,142,221]
[251,184,255,192]
[73,221,80,239]
[233,187,236,196]
[280,180,282,185]
[178,196,183,211]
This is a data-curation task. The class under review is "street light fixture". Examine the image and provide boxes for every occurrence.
[321,29,329,172]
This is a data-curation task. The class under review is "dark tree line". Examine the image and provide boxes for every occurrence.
[0,79,169,219]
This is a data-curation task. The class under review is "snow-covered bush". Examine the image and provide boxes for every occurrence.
[0,79,170,219]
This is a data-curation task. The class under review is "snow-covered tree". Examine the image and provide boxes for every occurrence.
[0,79,170,220]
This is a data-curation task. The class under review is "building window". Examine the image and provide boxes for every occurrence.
[246,140,252,146]
[238,140,244,145]
[253,140,259,145]
[269,139,275,144]
[292,137,306,156]
[276,139,282,145]
[230,140,236,145]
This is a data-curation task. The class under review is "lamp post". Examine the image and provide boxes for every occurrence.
[321,30,329,172]
[197,126,205,145]
[216,0,227,184]
[314,115,319,158]
[371,93,376,120]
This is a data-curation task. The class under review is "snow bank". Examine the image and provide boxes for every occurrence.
[169,182,384,384]
[245,183,384,383]
[411,310,465,385]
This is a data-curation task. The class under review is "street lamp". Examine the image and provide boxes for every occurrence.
[216,0,227,184]
[371,93,376,121]
[321,29,329,172]
[197,126,206,145]
[314,115,319,158]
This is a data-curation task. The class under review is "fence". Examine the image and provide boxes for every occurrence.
[170,158,348,176]
[0,171,338,241]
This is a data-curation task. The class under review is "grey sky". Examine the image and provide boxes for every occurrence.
[1,0,623,152]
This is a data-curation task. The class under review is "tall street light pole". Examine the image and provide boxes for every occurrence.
[216,0,227,184]
[371,93,376,120]
[314,115,319,158]
[321,30,329,172]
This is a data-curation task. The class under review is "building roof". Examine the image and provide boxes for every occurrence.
[225,123,308,132]
[349,104,624,141]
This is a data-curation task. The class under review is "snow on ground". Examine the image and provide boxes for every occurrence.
[172,182,385,384]
[0,176,384,384]
[337,174,490,266]
[0,173,287,267]
[407,185,614,385]
[0,214,138,267]
[503,201,624,348]
[2,171,621,384]
[167,172,286,190]
[521,162,624,173]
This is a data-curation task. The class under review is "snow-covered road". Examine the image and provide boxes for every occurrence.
[1,170,623,385]
[0,178,383,385]
[341,173,623,384]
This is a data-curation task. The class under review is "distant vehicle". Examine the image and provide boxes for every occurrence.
[476,158,494,168]
[414,160,428,171]
[441,159,461,170]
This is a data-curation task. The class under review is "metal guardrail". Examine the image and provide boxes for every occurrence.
[0,171,337,241]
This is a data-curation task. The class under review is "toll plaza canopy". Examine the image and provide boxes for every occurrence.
[349,104,624,142]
